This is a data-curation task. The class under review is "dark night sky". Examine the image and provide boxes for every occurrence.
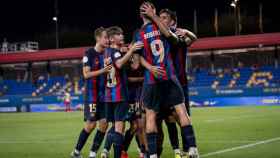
[0,0,279,49]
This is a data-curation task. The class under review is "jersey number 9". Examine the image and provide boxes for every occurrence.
[150,39,165,63]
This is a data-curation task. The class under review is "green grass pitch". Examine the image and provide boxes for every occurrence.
[0,106,280,158]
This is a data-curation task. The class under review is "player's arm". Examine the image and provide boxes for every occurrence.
[128,77,144,82]
[83,65,112,79]
[176,28,197,46]
[140,56,165,76]
[82,52,112,79]
[128,54,144,82]
[115,42,144,69]
[140,3,178,42]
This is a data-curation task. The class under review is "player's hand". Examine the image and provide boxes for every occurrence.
[148,65,166,76]
[130,42,144,52]
[103,64,113,73]
[140,2,155,18]
[120,44,129,53]
[175,28,188,39]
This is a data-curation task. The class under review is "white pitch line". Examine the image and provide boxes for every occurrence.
[199,140,259,143]
[205,114,270,123]
[201,137,280,157]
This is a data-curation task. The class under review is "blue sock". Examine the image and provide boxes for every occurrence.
[75,128,90,151]
[104,126,114,151]
[182,125,197,150]
[147,132,157,156]
[135,134,141,149]
[136,135,146,153]
[181,130,188,152]
[91,130,105,152]
[123,128,135,151]
[166,121,179,150]
[113,132,124,158]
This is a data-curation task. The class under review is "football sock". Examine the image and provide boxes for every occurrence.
[166,121,179,150]
[91,130,106,152]
[75,128,90,152]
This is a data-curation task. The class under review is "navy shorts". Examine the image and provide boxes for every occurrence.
[126,102,142,121]
[161,83,191,117]
[142,79,185,112]
[84,102,106,122]
[127,87,143,121]
[105,102,128,122]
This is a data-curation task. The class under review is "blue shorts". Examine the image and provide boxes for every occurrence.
[142,79,185,112]
[84,102,106,122]
[105,102,128,122]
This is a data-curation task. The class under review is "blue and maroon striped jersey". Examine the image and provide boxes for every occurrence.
[134,22,177,85]
[103,47,128,102]
[82,48,105,103]
[170,28,188,86]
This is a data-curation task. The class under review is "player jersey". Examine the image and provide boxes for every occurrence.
[134,22,177,85]
[127,67,144,89]
[170,28,188,86]
[103,47,128,102]
[82,48,106,103]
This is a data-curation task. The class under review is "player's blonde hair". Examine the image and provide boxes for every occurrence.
[94,27,106,40]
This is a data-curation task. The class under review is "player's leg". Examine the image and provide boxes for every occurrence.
[123,120,138,152]
[101,102,115,158]
[174,103,199,158]
[101,125,114,158]
[64,101,68,112]
[71,103,97,158]
[113,102,128,158]
[165,80,199,158]
[156,118,164,157]
[122,101,141,157]
[145,108,158,158]
[165,116,181,158]
[182,84,191,153]
[160,102,181,157]
[136,113,148,158]
[142,84,160,158]
[134,88,148,158]
[173,84,195,156]
[71,121,96,158]
[89,102,108,158]
[67,102,71,112]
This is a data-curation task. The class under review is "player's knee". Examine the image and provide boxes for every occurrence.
[146,119,156,133]
[98,119,108,132]
[84,121,96,133]
[167,115,176,123]
[146,109,156,120]
[115,121,125,134]
[146,117,155,127]
[175,104,191,126]
[145,109,157,133]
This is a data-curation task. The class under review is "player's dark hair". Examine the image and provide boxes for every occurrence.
[94,27,106,40]
[106,26,123,38]
[159,8,177,23]
[131,29,140,43]
[140,1,155,9]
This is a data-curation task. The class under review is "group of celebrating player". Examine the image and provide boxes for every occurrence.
[71,1,199,158]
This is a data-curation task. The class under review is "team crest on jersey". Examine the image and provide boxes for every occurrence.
[114,52,121,58]
[82,56,88,63]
